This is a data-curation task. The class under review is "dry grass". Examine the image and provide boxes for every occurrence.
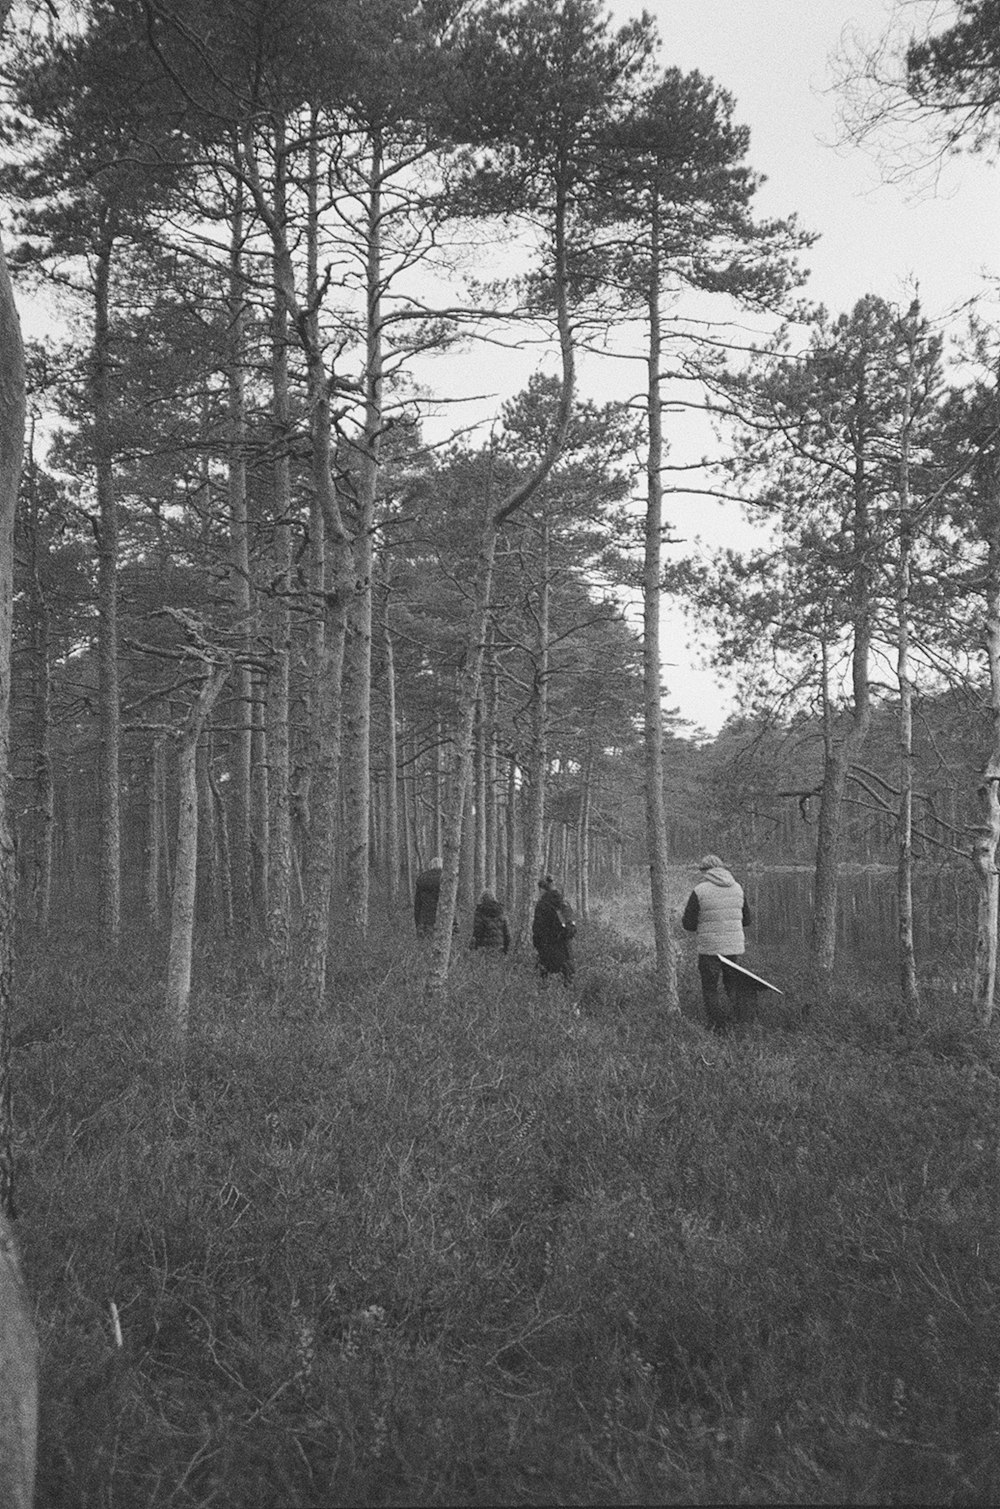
[10,905,1000,1505]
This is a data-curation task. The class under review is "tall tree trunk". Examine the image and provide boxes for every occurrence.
[93,223,121,947]
[227,171,254,933]
[342,130,385,936]
[433,711,444,858]
[251,672,269,918]
[400,728,414,904]
[165,664,230,1043]
[973,402,1000,1025]
[896,321,919,1018]
[297,589,347,1002]
[520,515,550,943]
[0,205,25,1220]
[146,734,166,927]
[811,402,873,975]
[973,552,1000,1025]
[265,255,294,963]
[506,754,518,913]
[209,758,234,938]
[484,639,499,896]
[474,694,487,897]
[460,773,476,917]
[577,743,593,920]
[0,169,34,1499]
[381,558,400,905]
[424,517,498,999]
[24,435,52,929]
[293,125,351,1000]
[644,192,679,1011]
[196,735,216,927]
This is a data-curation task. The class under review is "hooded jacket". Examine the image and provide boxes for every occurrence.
[681,865,749,955]
[472,895,511,953]
[532,889,575,978]
[414,865,443,933]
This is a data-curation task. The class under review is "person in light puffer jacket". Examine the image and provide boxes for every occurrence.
[681,854,752,1033]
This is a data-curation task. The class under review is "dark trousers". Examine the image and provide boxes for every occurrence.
[698,953,751,1034]
[535,946,574,987]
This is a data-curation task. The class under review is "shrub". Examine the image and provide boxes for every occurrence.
[12,911,1000,1504]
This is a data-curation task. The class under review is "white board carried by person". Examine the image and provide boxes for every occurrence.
[715,954,783,996]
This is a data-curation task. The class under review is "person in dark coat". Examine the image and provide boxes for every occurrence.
[532,883,575,986]
[470,891,511,954]
[681,853,752,1033]
[413,857,443,937]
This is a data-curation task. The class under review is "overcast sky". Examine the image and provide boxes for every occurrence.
[604,0,999,735]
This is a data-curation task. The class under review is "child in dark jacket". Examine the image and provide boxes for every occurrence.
[471,891,511,953]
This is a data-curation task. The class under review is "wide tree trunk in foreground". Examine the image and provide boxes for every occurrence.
[0,160,25,1218]
[0,58,40,1489]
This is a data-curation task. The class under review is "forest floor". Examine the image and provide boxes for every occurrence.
[14,887,1000,1506]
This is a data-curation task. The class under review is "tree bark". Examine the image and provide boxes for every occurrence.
[24,436,52,929]
[484,638,499,896]
[643,188,679,1011]
[506,754,518,915]
[342,129,384,937]
[896,320,920,1018]
[577,743,593,920]
[380,557,399,905]
[93,222,121,947]
[973,402,1000,1025]
[251,672,269,920]
[208,758,234,938]
[520,514,550,944]
[424,517,498,998]
[227,170,254,933]
[474,693,487,897]
[146,734,166,927]
[166,663,230,1043]
[810,391,873,975]
[296,590,347,1002]
[0,203,25,1219]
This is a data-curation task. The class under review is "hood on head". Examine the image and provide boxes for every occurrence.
[699,866,736,887]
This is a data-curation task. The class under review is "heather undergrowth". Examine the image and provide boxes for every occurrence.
[12,908,1000,1506]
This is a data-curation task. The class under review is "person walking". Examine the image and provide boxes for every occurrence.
[470,891,511,954]
[681,854,752,1034]
[532,879,575,986]
[413,856,444,937]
